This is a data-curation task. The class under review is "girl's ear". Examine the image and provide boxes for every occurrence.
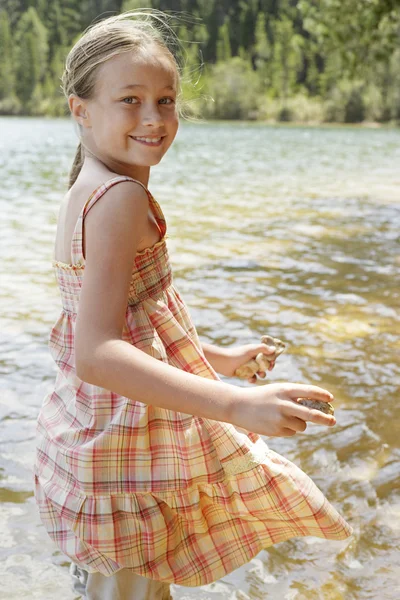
[69,94,91,128]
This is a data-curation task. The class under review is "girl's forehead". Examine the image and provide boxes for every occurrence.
[96,50,178,92]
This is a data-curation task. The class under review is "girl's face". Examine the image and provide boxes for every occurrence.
[76,48,179,171]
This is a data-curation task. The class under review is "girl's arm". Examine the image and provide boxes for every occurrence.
[75,182,238,423]
[201,342,232,375]
[75,181,336,437]
[201,341,276,379]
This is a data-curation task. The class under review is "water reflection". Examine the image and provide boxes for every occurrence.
[0,117,399,599]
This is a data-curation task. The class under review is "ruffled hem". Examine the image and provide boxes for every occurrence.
[34,450,353,586]
[52,259,85,270]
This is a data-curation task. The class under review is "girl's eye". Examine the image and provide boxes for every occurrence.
[159,97,175,105]
[122,97,139,104]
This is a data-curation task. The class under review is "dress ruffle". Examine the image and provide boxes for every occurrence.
[35,446,351,586]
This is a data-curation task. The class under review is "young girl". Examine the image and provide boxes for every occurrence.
[34,10,352,600]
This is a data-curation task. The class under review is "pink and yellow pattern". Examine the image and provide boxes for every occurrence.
[34,176,352,586]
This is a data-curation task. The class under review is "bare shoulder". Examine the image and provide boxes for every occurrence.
[55,157,150,264]
[83,176,149,226]
[82,177,149,263]
[73,163,148,211]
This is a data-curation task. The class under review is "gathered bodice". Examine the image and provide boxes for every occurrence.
[52,175,172,313]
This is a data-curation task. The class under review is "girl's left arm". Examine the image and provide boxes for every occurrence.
[201,341,277,383]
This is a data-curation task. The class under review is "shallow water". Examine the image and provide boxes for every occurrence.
[0,117,399,600]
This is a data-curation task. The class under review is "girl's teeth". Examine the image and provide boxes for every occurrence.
[135,137,161,143]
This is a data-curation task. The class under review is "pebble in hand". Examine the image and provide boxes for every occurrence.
[234,334,286,379]
[297,398,335,415]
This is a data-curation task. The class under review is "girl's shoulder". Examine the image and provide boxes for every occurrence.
[55,167,148,265]
[71,165,125,205]
[71,166,149,215]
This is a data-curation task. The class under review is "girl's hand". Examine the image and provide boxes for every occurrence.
[229,382,336,437]
[221,343,277,382]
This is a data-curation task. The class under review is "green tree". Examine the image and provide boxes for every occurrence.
[204,57,260,119]
[46,0,68,61]
[299,0,400,73]
[1,0,399,121]
[197,0,218,63]
[122,0,153,9]
[14,7,48,110]
[239,0,257,54]
[216,21,231,62]
[253,12,272,89]
[57,0,86,42]
[271,17,302,101]
[1,0,24,28]
[0,11,15,101]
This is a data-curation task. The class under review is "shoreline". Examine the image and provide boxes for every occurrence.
[0,114,399,130]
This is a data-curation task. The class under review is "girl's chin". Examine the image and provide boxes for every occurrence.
[132,154,164,166]
[129,158,162,168]
[106,155,163,169]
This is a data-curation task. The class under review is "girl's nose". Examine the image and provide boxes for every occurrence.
[142,103,164,127]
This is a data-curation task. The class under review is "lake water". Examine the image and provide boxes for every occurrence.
[0,117,399,600]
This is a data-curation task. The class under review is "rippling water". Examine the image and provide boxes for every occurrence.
[0,117,399,600]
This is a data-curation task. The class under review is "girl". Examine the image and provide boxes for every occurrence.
[34,10,352,600]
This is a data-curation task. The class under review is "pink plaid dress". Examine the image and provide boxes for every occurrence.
[34,175,352,586]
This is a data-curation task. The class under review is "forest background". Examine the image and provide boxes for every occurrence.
[1,0,399,124]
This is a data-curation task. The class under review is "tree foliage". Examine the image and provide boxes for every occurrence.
[14,7,48,109]
[0,11,15,102]
[1,0,399,122]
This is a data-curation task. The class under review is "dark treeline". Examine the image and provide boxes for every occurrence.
[1,0,399,123]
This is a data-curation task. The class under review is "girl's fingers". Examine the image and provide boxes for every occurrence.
[256,343,276,356]
[285,416,307,433]
[307,409,336,426]
[248,375,257,384]
[257,370,267,379]
[286,384,334,403]
[285,401,336,427]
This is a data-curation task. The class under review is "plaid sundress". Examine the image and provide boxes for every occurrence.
[34,175,352,586]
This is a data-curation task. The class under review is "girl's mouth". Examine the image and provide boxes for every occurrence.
[130,136,164,147]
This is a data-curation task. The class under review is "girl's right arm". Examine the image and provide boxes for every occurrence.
[75,181,336,438]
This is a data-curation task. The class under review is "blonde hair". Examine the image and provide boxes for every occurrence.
[62,10,183,188]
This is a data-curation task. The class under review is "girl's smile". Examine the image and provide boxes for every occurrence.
[129,134,166,146]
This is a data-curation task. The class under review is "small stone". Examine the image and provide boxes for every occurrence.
[297,398,335,415]
[260,335,286,358]
[234,335,286,379]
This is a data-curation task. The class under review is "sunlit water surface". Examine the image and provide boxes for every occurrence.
[0,117,399,600]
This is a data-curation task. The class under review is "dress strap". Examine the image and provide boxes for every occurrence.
[70,175,166,266]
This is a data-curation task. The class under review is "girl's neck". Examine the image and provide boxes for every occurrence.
[84,151,150,187]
